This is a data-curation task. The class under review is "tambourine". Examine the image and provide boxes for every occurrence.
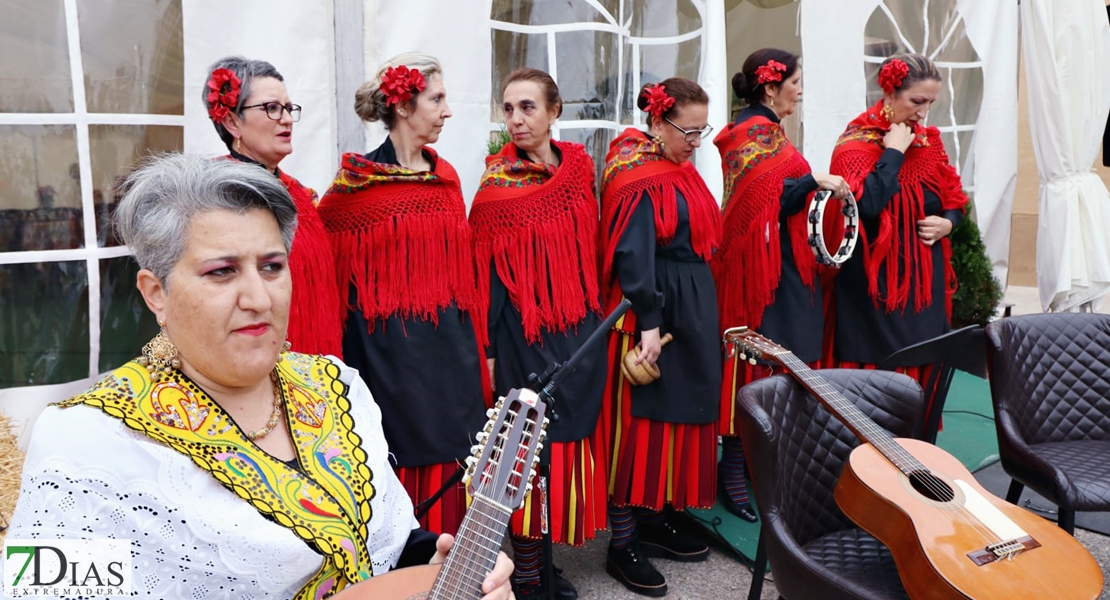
[807,189,859,267]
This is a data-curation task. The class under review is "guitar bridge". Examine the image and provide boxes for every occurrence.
[967,535,1041,566]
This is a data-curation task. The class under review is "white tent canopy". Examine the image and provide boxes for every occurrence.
[1021,0,1110,312]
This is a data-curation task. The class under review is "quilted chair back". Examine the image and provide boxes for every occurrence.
[985,313,1110,445]
[737,369,924,600]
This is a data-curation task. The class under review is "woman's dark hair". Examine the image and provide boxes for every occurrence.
[636,77,708,126]
[731,48,799,106]
[502,67,562,118]
[202,56,284,150]
[880,53,942,94]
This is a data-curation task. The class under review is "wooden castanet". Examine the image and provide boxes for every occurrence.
[621,332,673,385]
[330,564,439,600]
[838,439,1103,600]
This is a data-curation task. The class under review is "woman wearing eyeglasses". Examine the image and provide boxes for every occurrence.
[316,53,487,538]
[202,56,343,358]
[711,49,849,523]
[597,77,722,597]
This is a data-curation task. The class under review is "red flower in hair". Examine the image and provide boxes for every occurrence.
[206,68,241,122]
[878,59,910,94]
[755,60,787,85]
[381,65,428,106]
[642,84,675,119]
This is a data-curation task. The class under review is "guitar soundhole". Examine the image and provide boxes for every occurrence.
[909,470,955,502]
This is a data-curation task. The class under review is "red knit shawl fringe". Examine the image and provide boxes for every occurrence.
[598,129,722,330]
[277,171,345,357]
[830,101,968,314]
[470,140,601,343]
[316,151,483,342]
[712,117,816,331]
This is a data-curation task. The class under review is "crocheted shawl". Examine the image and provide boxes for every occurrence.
[712,116,815,331]
[598,128,722,331]
[830,101,968,313]
[470,140,601,343]
[317,149,482,338]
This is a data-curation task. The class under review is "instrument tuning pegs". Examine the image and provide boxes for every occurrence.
[486,407,497,418]
[475,431,489,443]
[470,444,482,455]
[525,482,534,493]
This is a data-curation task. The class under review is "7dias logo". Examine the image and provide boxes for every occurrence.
[3,539,131,597]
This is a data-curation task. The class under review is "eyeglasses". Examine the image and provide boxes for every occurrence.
[241,102,302,122]
[663,116,713,142]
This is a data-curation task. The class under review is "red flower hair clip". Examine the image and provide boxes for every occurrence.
[755,60,787,85]
[642,84,675,120]
[380,65,428,106]
[206,68,241,122]
[878,59,909,94]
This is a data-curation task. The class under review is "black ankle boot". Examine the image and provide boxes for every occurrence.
[638,516,709,562]
[550,565,578,600]
[606,542,667,597]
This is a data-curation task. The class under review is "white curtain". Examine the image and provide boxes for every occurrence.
[1022,0,1110,312]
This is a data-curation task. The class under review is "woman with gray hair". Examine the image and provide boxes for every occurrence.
[6,154,513,600]
[317,53,487,537]
[203,55,343,358]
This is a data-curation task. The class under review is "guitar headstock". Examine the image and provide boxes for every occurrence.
[462,388,549,510]
[722,326,789,366]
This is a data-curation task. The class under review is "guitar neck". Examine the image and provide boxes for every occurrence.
[428,494,512,600]
[776,353,925,475]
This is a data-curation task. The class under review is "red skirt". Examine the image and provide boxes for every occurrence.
[720,354,821,436]
[510,429,609,546]
[602,331,717,511]
[395,462,466,536]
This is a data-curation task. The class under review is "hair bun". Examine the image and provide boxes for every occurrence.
[731,72,748,99]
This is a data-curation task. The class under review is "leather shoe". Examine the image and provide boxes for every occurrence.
[718,472,759,523]
[551,566,578,600]
[638,518,709,562]
[606,542,667,597]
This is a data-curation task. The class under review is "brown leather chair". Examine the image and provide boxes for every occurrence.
[737,369,923,600]
[984,313,1110,534]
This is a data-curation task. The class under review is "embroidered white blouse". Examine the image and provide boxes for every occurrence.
[5,358,417,599]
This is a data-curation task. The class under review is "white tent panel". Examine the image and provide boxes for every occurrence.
[1022,0,1110,311]
[182,0,339,193]
[365,0,494,204]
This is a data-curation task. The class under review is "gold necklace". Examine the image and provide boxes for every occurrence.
[246,370,283,441]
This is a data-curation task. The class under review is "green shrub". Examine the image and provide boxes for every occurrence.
[950,202,1003,327]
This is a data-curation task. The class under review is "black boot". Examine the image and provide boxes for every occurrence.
[551,565,578,600]
[718,474,759,522]
[606,541,667,597]
[638,515,709,562]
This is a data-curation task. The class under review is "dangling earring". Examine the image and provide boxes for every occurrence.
[281,340,292,353]
[235,137,242,153]
[770,97,775,108]
[652,134,665,150]
[138,324,181,381]
[881,102,895,122]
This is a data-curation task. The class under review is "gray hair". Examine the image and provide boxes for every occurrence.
[354,52,443,129]
[203,56,284,149]
[114,153,298,285]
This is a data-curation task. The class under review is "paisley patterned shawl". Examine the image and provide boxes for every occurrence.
[60,352,376,600]
[712,116,816,331]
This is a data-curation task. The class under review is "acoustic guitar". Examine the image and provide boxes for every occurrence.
[723,326,1104,600]
[333,387,548,600]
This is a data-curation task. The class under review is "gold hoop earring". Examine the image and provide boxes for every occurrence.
[139,328,181,381]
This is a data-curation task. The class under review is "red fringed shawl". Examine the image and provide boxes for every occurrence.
[277,171,345,357]
[829,101,968,314]
[470,140,601,343]
[316,150,482,340]
[598,129,722,332]
[712,117,816,331]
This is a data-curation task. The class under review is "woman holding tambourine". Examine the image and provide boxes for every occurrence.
[828,53,967,388]
[712,48,851,521]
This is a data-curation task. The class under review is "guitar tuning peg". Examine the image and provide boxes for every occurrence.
[542,417,550,427]
[470,444,482,455]
[465,456,478,466]
[748,357,758,365]
[486,407,497,418]
[475,431,489,443]
[525,482,534,493]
